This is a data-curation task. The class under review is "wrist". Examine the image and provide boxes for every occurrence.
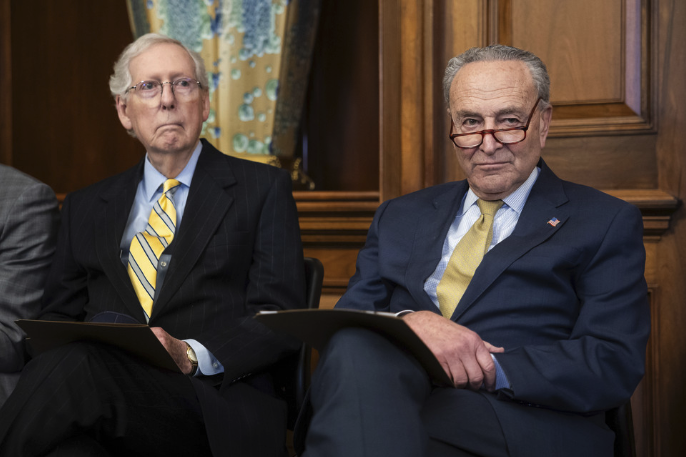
[185,342,198,376]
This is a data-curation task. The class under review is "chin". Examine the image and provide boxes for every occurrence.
[471,181,516,199]
[154,137,187,152]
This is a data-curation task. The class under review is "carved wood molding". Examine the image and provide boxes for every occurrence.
[55,188,678,244]
[294,191,378,247]
[603,189,679,237]
[295,188,678,248]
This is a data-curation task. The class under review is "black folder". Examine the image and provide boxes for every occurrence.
[255,309,452,386]
[16,319,180,372]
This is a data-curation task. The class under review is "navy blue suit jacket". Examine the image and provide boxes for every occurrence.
[336,160,649,456]
[40,140,305,455]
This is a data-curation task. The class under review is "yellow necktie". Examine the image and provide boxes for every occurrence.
[437,199,504,318]
[127,178,181,317]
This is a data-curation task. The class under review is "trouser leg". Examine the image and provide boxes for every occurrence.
[302,327,432,457]
[0,342,212,457]
[299,327,510,457]
[422,388,509,457]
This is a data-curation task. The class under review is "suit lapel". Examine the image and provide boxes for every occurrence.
[96,162,145,320]
[452,162,570,321]
[153,141,236,314]
[405,181,469,312]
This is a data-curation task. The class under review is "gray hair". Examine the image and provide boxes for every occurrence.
[443,45,550,110]
[109,33,209,100]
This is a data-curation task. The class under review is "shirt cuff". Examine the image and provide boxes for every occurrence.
[184,339,224,377]
[491,354,510,390]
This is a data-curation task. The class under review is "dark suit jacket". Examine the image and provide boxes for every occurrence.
[40,140,305,456]
[335,160,649,457]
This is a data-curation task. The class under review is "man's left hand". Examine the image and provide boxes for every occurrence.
[403,311,504,391]
[151,327,193,375]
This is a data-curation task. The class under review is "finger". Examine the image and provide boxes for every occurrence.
[483,341,505,353]
[476,344,497,392]
[451,360,471,389]
[456,351,486,391]
[440,361,456,387]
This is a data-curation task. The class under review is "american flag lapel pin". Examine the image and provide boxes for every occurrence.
[547,217,560,227]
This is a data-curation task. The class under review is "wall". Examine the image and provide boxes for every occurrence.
[2,0,144,193]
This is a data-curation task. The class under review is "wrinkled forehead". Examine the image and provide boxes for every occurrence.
[449,60,537,115]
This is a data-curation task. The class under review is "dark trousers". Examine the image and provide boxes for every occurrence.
[0,342,212,457]
[299,328,510,457]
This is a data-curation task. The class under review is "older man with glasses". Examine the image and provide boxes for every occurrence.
[296,45,649,457]
[0,33,305,457]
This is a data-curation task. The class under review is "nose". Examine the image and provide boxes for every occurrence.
[479,129,502,155]
[160,82,176,110]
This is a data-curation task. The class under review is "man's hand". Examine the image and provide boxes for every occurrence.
[151,327,193,375]
[403,311,504,391]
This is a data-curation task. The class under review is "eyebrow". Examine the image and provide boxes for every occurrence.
[137,72,194,82]
[454,106,527,119]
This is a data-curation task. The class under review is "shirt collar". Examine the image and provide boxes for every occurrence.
[462,166,541,216]
[142,141,203,202]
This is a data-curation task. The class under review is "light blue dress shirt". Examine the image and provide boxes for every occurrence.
[120,141,224,377]
[422,167,540,390]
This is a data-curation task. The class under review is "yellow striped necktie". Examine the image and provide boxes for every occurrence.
[437,199,504,318]
[127,178,181,317]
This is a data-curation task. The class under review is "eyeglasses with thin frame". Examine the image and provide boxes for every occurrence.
[125,78,202,100]
[449,98,542,149]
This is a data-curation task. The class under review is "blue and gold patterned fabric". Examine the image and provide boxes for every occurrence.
[127,0,319,170]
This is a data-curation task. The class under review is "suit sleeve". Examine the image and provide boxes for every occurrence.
[200,169,306,382]
[495,203,649,413]
[40,194,91,322]
[335,200,394,312]
[0,182,59,372]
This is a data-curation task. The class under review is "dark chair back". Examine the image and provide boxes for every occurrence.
[606,402,636,457]
[279,257,323,429]
[295,257,324,407]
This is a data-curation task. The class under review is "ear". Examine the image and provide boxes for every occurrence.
[201,91,211,122]
[538,103,553,148]
[115,96,133,131]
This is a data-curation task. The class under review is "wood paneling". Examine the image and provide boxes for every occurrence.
[653,0,686,454]
[379,0,439,200]
[513,0,624,103]
[379,0,403,200]
[6,0,141,193]
[303,0,379,192]
[0,0,11,165]
[496,0,656,137]
[542,134,657,190]
[294,190,376,293]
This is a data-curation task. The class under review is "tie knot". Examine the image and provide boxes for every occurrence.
[477,199,503,217]
[163,178,181,194]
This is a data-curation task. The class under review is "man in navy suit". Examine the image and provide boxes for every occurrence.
[298,45,649,457]
[0,34,304,456]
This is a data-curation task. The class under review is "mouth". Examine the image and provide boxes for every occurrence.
[157,123,182,131]
[475,161,509,169]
